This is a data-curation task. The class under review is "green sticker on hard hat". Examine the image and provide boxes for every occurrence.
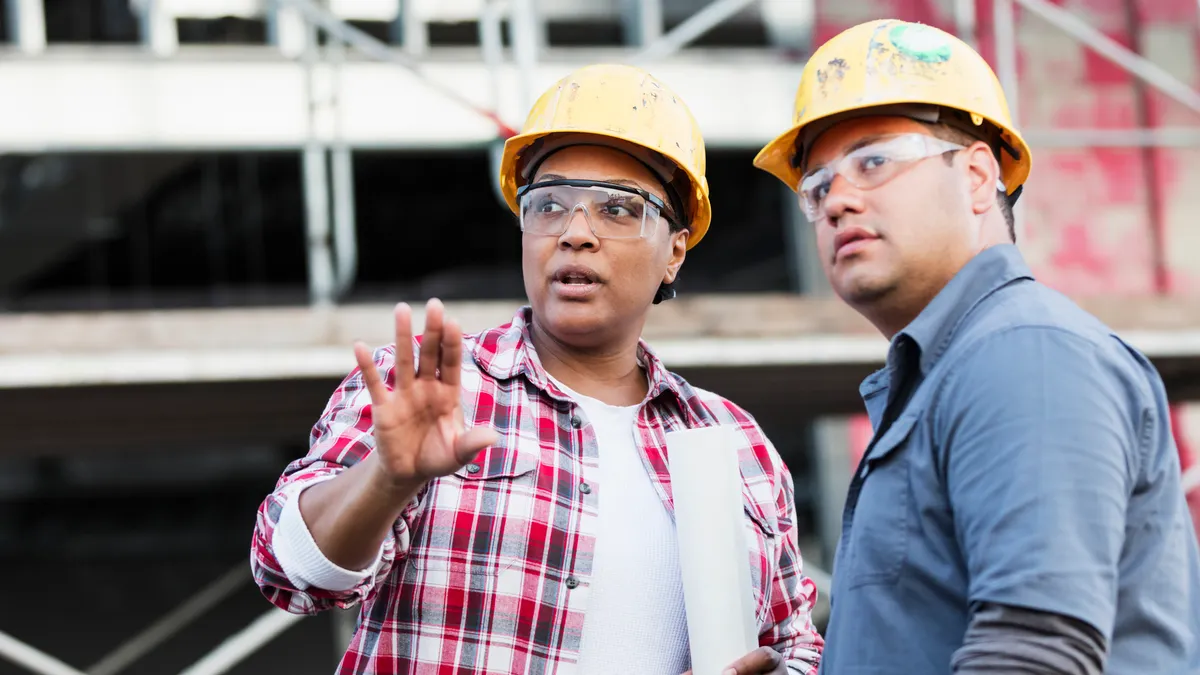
[888,24,951,63]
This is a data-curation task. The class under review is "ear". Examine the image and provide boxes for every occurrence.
[964,141,1001,216]
[663,228,689,284]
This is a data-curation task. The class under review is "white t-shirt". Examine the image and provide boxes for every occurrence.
[558,379,690,675]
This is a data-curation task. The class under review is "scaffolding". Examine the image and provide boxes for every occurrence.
[1,0,1199,672]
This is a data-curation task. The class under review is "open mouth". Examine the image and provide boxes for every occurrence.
[553,268,601,285]
[551,265,602,298]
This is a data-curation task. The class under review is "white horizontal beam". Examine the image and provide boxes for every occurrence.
[0,50,800,151]
[4,296,1200,389]
[8,328,1200,389]
[6,50,1199,154]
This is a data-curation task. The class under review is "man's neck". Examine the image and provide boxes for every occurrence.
[528,319,648,407]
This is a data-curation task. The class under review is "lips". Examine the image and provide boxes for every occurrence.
[550,264,603,300]
[552,264,602,285]
[833,228,880,258]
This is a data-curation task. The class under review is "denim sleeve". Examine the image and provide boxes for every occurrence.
[937,326,1140,641]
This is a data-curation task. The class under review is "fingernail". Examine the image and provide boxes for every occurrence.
[722,670,736,675]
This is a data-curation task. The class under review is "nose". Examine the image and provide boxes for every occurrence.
[558,205,599,250]
[820,174,865,223]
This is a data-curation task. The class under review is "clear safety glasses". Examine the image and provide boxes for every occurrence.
[516,179,675,241]
[798,133,966,221]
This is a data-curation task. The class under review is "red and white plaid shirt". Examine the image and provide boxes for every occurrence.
[251,307,824,674]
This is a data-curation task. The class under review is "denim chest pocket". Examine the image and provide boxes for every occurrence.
[843,412,920,589]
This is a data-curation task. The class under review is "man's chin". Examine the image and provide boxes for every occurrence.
[834,274,895,307]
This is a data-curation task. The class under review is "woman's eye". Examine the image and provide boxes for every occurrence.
[538,200,566,213]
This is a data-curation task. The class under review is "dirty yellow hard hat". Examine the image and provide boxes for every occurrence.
[499,63,712,248]
[753,19,1032,200]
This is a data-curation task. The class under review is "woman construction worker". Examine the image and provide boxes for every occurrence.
[250,63,824,675]
[754,19,1200,674]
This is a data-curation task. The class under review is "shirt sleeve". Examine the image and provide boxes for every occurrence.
[952,602,1107,674]
[936,325,1142,641]
[757,437,825,674]
[249,341,425,615]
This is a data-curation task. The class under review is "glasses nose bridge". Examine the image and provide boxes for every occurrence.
[559,201,598,239]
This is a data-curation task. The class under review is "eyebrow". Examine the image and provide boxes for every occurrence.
[808,134,890,172]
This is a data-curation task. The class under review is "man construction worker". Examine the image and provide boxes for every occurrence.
[250,63,824,674]
[754,19,1200,675]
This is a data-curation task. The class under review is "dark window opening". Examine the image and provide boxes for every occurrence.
[44,0,139,44]
[177,16,267,45]
[2,147,793,312]
[3,152,306,312]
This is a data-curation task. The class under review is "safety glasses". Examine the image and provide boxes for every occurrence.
[798,134,966,221]
[516,179,675,241]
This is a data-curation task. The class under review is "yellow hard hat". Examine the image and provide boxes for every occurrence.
[499,63,712,249]
[753,19,1032,200]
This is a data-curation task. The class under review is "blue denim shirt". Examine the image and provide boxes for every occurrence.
[819,245,1200,674]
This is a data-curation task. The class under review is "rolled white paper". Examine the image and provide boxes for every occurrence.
[667,425,759,675]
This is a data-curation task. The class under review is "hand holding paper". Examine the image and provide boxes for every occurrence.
[680,646,789,675]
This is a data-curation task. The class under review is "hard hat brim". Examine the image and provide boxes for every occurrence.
[754,103,1032,199]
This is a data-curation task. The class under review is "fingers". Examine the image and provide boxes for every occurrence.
[722,647,783,675]
[454,427,500,465]
[439,317,464,388]
[392,303,415,391]
[354,341,390,407]
[417,298,444,380]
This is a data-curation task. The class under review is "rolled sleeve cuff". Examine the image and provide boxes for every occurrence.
[272,476,386,592]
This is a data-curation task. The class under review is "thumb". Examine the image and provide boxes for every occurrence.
[454,427,500,465]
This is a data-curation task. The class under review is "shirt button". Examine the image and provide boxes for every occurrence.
[566,576,580,589]
[570,415,582,429]
[465,463,481,474]
[578,482,591,494]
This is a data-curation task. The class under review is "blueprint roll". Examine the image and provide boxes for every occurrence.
[666,425,759,675]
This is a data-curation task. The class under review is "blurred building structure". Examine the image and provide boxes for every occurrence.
[1,0,1199,673]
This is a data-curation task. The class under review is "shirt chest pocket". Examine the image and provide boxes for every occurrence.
[842,412,920,589]
[405,447,542,580]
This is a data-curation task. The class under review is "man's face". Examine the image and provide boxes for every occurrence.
[803,116,975,311]
[521,144,688,346]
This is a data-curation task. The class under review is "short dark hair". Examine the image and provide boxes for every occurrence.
[925,124,1016,242]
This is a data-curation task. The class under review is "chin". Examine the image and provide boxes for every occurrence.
[834,273,895,307]
[539,300,611,339]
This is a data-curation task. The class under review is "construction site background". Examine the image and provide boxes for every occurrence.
[0,1,1198,674]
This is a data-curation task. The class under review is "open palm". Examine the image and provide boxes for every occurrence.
[354,299,498,486]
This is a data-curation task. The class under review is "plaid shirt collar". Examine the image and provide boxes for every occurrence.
[471,305,688,408]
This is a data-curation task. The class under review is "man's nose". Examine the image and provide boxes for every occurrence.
[820,174,865,222]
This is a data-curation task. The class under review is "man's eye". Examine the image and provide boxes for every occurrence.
[858,155,890,172]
